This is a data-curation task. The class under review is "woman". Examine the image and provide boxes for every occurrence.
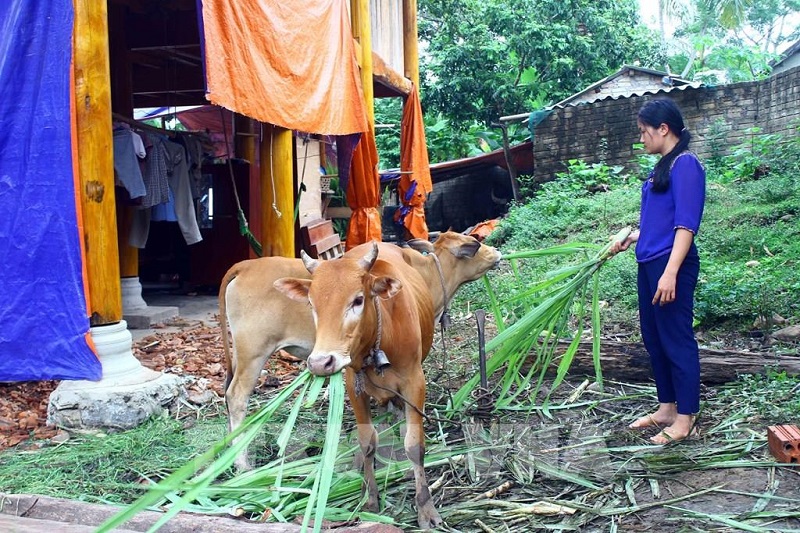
[611,98,706,445]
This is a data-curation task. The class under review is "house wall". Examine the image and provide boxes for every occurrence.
[295,139,323,226]
[531,65,800,182]
[370,0,404,75]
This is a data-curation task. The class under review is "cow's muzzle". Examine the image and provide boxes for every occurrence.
[307,352,351,376]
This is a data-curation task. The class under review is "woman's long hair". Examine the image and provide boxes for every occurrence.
[638,99,691,192]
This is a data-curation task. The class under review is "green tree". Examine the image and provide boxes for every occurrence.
[658,0,799,81]
[418,0,664,131]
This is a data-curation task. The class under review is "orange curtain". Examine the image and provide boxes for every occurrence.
[201,0,368,136]
[396,85,432,240]
[345,125,382,249]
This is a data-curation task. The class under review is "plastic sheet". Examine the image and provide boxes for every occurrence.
[0,0,101,381]
[200,0,368,136]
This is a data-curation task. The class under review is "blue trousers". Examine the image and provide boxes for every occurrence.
[637,247,700,415]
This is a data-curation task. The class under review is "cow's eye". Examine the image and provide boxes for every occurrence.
[353,295,364,308]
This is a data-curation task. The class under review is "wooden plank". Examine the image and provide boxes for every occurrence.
[311,233,343,258]
[74,0,122,325]
[0,515,138,533]
[303,219,335,244]
[0,493,402,533]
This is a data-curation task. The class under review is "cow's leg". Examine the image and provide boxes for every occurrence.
[226,336,273,471]
[347,374,379,512]
[403,368,443,530]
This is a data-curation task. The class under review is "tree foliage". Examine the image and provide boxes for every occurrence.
[659,0,799,81]
[417,0,665,130]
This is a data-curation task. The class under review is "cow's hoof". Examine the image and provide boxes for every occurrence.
[417,505,443,530]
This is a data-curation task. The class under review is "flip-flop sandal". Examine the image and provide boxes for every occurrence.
[650,425,700,445]
[629,414,662,430]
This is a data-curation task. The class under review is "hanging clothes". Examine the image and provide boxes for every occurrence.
[129,139,203,248]
[112,127,147,200]
[137,132,170,209]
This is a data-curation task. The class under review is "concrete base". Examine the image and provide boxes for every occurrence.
[121,276,180,329]
[123,305,180,329]
[47,372,185,430]
[48,320,185,430]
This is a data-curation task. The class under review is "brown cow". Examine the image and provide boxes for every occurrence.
[273,237,500,529]
[219,232,501,474]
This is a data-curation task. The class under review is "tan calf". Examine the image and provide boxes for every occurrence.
[219,232,501,474]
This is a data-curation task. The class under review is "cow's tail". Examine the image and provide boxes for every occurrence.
[219,264,240,395]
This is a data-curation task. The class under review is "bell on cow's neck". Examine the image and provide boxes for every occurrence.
[372,349,391,374]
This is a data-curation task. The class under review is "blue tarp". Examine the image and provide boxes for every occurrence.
[0,0,101,381]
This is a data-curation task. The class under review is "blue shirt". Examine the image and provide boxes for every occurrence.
[636,152,706,263]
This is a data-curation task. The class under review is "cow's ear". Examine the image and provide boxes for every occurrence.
[406,238,434,254]
[273,278,311,303]
[371,276,402,300]
[453,237,481,258]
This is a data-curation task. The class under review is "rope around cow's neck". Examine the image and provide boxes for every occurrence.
[430,253,451,330]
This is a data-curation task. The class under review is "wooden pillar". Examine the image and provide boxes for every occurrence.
[234,114,261,256]
[108,2,138,279]
[259,123,294,257]
[73,0,122,325]
[402,0,420,90]
[351,0,375,124]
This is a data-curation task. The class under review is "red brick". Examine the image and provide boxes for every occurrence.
[767,425,800,465]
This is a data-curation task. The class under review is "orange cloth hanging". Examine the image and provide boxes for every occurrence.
[345,125,382,249]
[396,85,432,240]
[201,0,368,136]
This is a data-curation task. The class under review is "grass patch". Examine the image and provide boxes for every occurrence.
[0,415,224,504]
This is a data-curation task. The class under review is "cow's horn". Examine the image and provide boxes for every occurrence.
[301,250,320,273]
[358,241,379,270]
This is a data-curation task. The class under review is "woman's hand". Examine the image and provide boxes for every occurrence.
[653,270,677,305]
[610,229,640,255]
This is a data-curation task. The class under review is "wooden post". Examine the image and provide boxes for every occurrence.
[235,114,261,257]
[108,1,138,280]
[73,0,122,325]
[259,123,294,257]
[351,0,375,124]
[402,0,420,90]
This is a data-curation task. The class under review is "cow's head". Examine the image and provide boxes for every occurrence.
[274,242,402,376]
[408,231,502,282]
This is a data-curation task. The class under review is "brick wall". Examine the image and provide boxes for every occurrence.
[531,65,800,181]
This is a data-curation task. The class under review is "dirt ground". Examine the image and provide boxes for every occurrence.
[1,314,799,531]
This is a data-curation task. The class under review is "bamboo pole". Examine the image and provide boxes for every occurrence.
[402,0,420,90]
[260,123,294,258]
[73,0,122,325]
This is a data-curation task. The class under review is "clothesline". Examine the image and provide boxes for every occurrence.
[111,112,208,140]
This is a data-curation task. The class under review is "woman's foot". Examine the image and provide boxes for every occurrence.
[650,414,698,445]
[629,404,677,430]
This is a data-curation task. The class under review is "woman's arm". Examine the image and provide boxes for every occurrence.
[652,228,694,305]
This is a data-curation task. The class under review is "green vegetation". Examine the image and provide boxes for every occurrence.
[454,126,800,335]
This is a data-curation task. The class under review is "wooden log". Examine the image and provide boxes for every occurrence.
[545,339,800,385]
[0,493,403,533]
[73,0,122,325]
